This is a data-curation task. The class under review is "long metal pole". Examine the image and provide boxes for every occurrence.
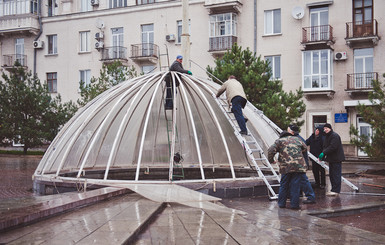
[181,0,190,69]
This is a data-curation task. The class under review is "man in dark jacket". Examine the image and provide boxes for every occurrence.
[268,130,308,209]
[164,55,192,110]
[306,126,326,189]
[319,123,345,196]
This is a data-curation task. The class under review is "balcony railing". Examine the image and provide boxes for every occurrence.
[2,54,27,68]
[347,72,378,91]
[346,20,378,39]
[209,35,237,52]
[0,0,38,16]
[131,43,159,59]
[302,25,333,43]
[101,46,128,61]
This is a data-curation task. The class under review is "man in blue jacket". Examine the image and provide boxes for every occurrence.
[319,123,345,196]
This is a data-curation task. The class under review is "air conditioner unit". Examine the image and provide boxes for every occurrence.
[33,40,44,49]
[95,41,104,49]
[166,34,176,42]
[91,0,99,6]
[95,32,104,40]
[335,51,347,60]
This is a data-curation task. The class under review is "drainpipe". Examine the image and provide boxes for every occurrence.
[33,0,43,75]
[254,0,257,54]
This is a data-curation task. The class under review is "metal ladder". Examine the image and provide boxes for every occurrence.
[159,44,170,72]
[165,108,184,180]
[216,98,280,200]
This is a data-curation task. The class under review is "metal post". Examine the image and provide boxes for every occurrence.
[181,0,190,69]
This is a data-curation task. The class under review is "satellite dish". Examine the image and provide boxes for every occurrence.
[292,6,304,20]
[96,18,105,29]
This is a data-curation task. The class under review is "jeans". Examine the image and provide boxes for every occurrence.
[278,173,301,208]
[300,173,315,201]
[329,162,342,193]
[231,96,247,133]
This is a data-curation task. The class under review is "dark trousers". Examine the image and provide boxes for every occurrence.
[231,96,247,133]
[312,160,326,187]
[329,162,342,193]
[300,173,315,201]
[165,78,177,108]
[278,173,301,208]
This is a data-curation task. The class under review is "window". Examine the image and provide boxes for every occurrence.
[310,7,329,41]
[111,27,124,58]
[137,0,154,4]
[79,31,90,52]
[142,65,155,74]
[109,0,127,8]
[357,116,372,156]
[177,20,191,43]
[265,55,281,80]
[354,48,373,88]
[354,0,373,25]
[80,70,91,87]
[47,72,57,93]
[303,49,333,90]
[209,13,237,37]
[15,38,25,66]
[48,0,57,17]
[47,35,57,55]
[264,9,281,35]
[81,0,92,12]
[141,24,154,56]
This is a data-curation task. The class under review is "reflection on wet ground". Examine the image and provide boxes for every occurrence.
[0,155,41,199]
[1,154,385,243]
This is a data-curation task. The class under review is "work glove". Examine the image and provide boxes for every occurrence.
[318,152,324,160]
[187,71,192,75]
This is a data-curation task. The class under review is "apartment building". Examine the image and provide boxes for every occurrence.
[0,0,383,159]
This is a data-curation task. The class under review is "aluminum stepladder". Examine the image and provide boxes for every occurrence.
[159,44,170,72]
[215,97,280,200]
[249,106,359,192]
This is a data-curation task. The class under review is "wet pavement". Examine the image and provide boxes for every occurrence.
[1,155,385,244]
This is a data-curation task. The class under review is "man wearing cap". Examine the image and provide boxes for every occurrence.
[165,55,192,110]
[319,123,345,196]
[216,75,248,135]
[268,129,308,209]
[288,125,316,205]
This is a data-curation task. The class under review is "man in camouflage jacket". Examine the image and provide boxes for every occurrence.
[268,130,307,209]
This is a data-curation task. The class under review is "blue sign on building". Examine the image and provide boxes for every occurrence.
[335,113,348,123]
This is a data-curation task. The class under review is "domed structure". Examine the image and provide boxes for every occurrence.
[33,72,281,192]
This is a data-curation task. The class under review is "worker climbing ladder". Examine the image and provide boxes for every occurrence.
[215,97,280,200]
[164,90,184,180]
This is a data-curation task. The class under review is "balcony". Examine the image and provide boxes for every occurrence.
[345,20,380,47]
[0,0,40,35]
[2,54,27,70]
[130,43,158,63]
[301,25,334,49]
[204,0,242,14]
[100,46,128,64]
[346,72,378,97]
[209,35,237,54]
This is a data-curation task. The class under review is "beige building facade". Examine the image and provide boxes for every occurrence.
[0,0,383,159]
